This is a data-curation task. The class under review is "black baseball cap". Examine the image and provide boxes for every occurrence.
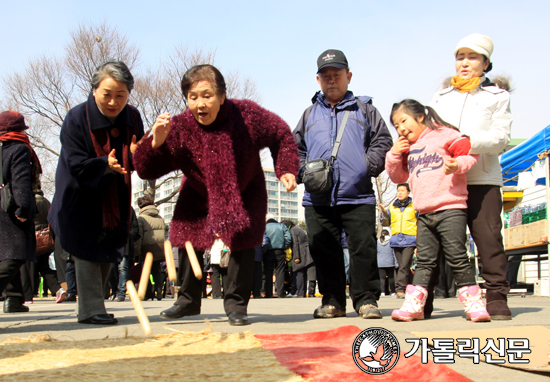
[317,49,348,73]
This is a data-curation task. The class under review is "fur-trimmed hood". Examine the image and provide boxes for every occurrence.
[441,75,513,92]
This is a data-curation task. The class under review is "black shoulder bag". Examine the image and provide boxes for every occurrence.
[302,111,350,194]
[0,142,16,214]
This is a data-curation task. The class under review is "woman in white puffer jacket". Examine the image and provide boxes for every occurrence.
[430,33,513,320]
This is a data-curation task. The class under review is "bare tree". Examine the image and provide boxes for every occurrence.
[2,22,261,205]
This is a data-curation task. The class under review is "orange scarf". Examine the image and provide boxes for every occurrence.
[451,76,481,93]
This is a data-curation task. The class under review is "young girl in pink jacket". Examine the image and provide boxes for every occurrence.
[385,99,490,322]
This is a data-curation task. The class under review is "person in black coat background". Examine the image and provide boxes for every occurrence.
[48,61,145,325]
[282,220,314,298]
[0,111,40,313]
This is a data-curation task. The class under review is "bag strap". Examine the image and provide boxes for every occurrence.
[330,110,350,164]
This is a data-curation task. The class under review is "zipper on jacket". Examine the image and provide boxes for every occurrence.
[457,93,468,130]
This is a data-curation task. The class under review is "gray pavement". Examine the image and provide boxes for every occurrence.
[1,294,549,381]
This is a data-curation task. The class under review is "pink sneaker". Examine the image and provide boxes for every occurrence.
[56,288,67,303]
[391,285,427,322]
[458,285,491,322]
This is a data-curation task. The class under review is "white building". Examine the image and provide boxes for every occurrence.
[132,169,305,225]
[264,168,305,223]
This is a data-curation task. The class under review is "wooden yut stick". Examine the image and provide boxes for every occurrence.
[126,280,152,336]
[138,252,154,300]
[185,241,202,280]
[164,240,177,283]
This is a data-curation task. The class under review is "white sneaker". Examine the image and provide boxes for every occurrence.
[56,288,67,303]
[380,293,386,296]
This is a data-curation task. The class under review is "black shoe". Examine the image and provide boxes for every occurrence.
[156,288,163,301]
[160,305,200,320]
[3,298,29,313]
[65,294,77,302]
[228,312,249,326]
[79,314,118,325]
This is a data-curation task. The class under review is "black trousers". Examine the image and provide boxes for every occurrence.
[378,267,396,294]
[467,185,509,295]
[211,264,228,298]
[176,247,255,315]
[263,249,287,297]
[305,204,379,312]
[0,259,26,302]
[394,247,415,293]
[252,261,263,298]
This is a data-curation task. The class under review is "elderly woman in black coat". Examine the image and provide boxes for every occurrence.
[48,61,144,325]
[0,111,39,313]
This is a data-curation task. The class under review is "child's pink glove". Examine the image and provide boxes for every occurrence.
[445,136,472,157]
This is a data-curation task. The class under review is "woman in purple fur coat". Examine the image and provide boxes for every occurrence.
[133,64,299,326]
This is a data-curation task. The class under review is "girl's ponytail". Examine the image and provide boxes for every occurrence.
[425,105,459,132]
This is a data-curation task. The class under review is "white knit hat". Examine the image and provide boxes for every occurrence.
[454,33,494,59]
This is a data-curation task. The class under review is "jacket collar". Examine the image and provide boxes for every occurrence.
[86,92,136,131]
[140,205,159,216]
[314,90,358,110]
[393,196,412,208]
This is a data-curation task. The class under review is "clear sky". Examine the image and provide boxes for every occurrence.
[1,0,548,140]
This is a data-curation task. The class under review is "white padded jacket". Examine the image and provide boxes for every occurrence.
[429,76,513,186]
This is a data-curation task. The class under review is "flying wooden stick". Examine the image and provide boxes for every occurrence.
[185,241,202,280]
[164,240,177,283]
[138,252,154,300]
[126,280,152,336]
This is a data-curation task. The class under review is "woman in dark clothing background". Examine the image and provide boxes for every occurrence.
[48,61,145,325]
[0,110,39,313]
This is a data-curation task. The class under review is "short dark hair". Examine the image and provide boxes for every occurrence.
[137,195,155,209]
[91,60,134,92]
[281,219,295,229]
[397,183,410,192]
[180,64,226,100]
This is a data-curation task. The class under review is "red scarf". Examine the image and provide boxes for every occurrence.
[0,131,43,183]
[86,104,136,230]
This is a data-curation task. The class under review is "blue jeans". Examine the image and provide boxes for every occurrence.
[66,260,76,296]
[413,209,475,289]
[117,256,132,298]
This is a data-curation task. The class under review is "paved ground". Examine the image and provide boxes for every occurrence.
[1,293,549,381]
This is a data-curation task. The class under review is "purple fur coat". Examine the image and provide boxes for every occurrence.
[133,99,299,252]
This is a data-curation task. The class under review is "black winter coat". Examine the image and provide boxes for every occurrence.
[48,93,144,262]
[0,141,36,262]
[289,226,313,271]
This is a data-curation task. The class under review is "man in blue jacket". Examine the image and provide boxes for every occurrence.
[264,214,292,298]
[293,49,392,319]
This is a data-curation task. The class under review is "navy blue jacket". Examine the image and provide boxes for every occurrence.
[294,91,392,206]
[48,93,144,262]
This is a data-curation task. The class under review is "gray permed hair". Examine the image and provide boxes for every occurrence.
[91,60,134,92]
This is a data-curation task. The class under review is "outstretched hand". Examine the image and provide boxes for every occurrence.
[152,113,171,149]
[130,130,151,154]
[280,173,297,193]
[108,149,127,175]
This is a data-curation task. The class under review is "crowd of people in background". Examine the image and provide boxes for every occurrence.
[0,31,514,326]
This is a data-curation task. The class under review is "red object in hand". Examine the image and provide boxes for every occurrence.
[445,136,472,157]
[401,152,409,169]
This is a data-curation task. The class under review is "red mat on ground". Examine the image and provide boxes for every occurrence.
[256,325,473,382]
